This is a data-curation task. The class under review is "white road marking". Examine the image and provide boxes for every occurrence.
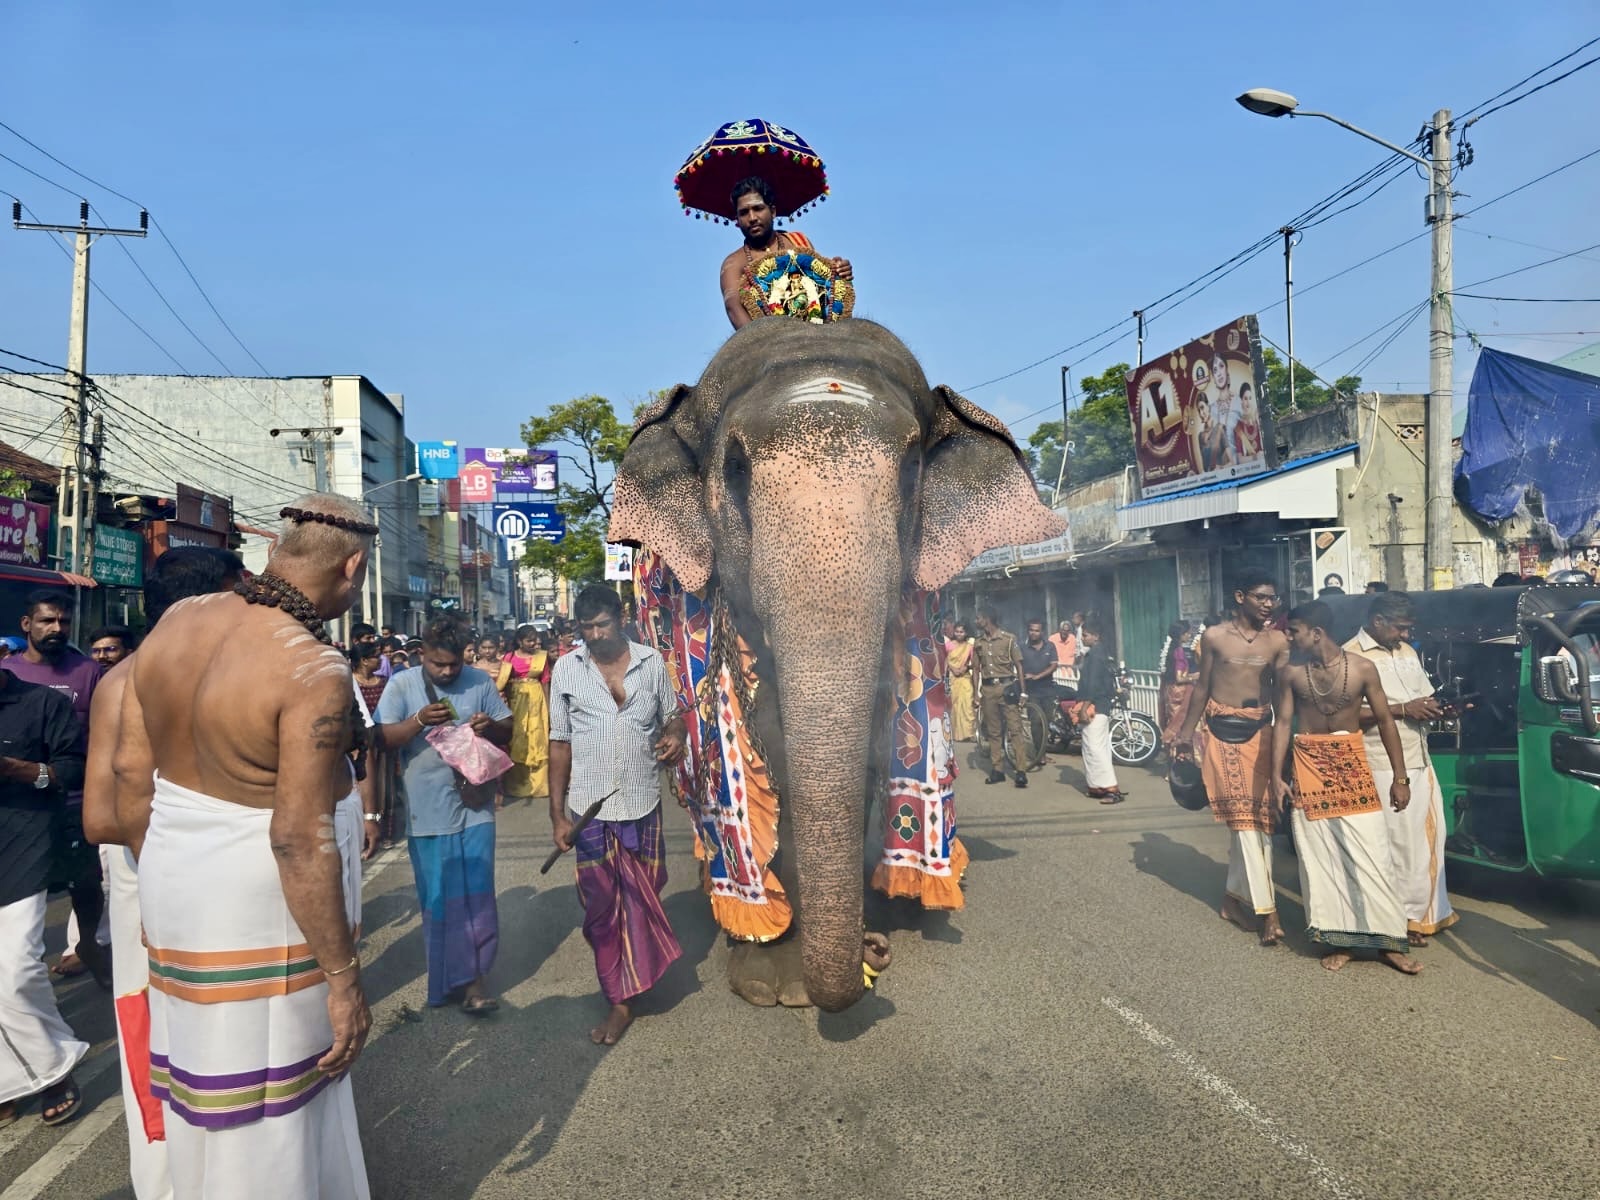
[0,1040,117,1163]
[0,1097,123,1200]
[1101,997,1362,1200]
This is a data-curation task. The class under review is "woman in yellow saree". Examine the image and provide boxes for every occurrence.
[946,619,977,742]
[497,624,551,800]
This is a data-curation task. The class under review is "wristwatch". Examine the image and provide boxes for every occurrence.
[1395,777,1411,786]
[32,762,49,790]
[363,813,381,823]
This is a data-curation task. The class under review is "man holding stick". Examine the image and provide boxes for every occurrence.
[548,585,686,1046]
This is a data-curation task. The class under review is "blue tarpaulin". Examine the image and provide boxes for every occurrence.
[1455,347,1600,540]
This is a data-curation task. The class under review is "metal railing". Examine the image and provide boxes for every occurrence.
[1051,665,1163,719]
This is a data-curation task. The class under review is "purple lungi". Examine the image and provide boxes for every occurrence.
[574,805,682,1004]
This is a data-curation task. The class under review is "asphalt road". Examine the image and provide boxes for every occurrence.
[4,749,1598,1200]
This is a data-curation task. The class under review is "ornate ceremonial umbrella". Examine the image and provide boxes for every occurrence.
[674,118,829,223]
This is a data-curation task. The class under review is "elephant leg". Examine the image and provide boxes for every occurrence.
[727,940,779,1007]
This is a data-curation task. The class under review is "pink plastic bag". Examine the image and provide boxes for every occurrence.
[425,723,513,786]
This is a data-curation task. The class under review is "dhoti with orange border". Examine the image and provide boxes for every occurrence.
[139,775,369,1200]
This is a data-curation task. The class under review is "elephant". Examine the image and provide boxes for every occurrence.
[610,316,1066,1012]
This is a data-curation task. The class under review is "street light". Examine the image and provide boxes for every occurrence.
[358,473,423,631]
[1237,88,1456,591]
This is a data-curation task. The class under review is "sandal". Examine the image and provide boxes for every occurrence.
[460,996,500,1016]
[50,954,86,979]
[40,1077,81,1126]
[1097,791,1125,805]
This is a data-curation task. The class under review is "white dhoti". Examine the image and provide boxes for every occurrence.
[1225,830,1277,915]
[1290,731,1408,954]
[0,890,89,1104]
[1292,808,1409,953]
[1080,713,1118,790]
[1369,761,1456,936]
[139,775,369,1200]
[109,844,174,1200]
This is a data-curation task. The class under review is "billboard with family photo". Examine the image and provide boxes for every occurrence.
[1123,315,1276,498]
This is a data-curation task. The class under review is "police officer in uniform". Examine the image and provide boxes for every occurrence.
[972,606,1027,788]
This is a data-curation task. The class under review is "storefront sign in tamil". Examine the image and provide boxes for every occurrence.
[92,526,145,587]
[1124,314,1277,499]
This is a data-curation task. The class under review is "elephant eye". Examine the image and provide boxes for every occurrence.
[722,439,752,515]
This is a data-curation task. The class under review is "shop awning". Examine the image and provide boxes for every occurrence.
[0,564,98,588]
[1116,444,1357,532]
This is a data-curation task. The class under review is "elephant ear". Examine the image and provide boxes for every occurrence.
[914,385,1068,591]
[609,384,714,592]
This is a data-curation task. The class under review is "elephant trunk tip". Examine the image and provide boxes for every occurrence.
[805,967,866,1013]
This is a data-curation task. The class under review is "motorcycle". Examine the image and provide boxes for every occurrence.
[1042,668,1161,767]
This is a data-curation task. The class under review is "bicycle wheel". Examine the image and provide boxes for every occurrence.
[1111,711,1161,765]
[1005,700,1047,772]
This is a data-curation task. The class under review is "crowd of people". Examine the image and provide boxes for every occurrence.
[0,496,693,1198]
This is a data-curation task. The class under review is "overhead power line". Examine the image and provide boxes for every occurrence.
[1462,49,1600,127]
[1457,36,1600,120]
[1452,293,1600,303]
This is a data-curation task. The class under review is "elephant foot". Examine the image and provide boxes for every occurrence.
[727,940,779,1007]
[772,939,811,1008]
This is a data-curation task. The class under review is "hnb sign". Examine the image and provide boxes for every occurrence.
[417,441,459,480]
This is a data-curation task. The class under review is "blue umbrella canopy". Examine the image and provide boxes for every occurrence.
[674,118,829,222]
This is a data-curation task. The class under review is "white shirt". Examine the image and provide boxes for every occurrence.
[548,641,678,822]
[1346,628,1434,772]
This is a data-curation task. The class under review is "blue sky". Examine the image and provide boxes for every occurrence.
[3,2,1598,459]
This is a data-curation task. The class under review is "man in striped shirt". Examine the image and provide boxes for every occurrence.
[549,585,686,1046]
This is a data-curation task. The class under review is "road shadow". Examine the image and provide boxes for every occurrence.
[865,893,963,945]
[642,888,721,1015]
[817,993,897,1043]
[1129,830,1312,954]
[959,833,1017,862]
[1428,865,1600,1028]
[359,989,608,1196]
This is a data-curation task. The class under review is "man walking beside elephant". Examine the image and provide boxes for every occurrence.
[973,607,1027,788]
[549,585,686,1046]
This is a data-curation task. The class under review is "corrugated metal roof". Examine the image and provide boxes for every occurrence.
[1119,443,1358,511]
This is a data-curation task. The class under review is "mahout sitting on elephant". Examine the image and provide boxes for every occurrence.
[611,316,1064,1011]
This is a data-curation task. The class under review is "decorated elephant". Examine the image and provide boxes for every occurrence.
[611,317,1065,1011]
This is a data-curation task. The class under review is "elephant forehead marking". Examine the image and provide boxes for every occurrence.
[782,376,875,406]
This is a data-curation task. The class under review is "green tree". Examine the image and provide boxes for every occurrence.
[517,395,633,583]
[0,470,25,500]
[1260,346,1361,416]
[1027,362,1136,492]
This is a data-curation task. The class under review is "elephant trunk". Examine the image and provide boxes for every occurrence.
[747,444,903,1012]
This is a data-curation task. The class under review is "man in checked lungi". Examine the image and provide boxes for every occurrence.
[549,585,687,1046]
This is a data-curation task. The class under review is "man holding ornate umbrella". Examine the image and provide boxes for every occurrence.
[673,118,853,328]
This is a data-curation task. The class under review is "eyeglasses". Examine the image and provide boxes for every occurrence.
[1245,591,1278,603]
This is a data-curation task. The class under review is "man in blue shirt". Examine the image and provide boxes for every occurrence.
[376,618,511,1013]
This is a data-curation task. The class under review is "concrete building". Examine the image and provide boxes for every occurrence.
[0,373,427,633]
[954,390,1525,676]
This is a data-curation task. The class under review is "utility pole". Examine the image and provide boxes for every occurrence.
[1280,226,1298,414]
[1426,109,1455,592]
[1133,310,1146,366]
[12,200,147,605]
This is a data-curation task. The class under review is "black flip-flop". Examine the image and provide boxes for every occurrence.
[1097,792,1125,805]
[40,1079,81,1126]
[460,996,500,1017]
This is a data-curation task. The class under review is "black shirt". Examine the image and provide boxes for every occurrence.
[1019,638,1058,683]
[1077,645,1116,710]
[0,672,87,906]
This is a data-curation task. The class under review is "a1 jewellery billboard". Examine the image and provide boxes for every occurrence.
[1124,315,1277,498]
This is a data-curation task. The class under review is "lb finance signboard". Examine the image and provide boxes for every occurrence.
[1124,315,1277,499]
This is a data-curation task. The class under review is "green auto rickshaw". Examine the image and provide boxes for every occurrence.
[1323,583,1600,880]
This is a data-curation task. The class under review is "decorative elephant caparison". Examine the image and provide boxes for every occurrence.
[611,317,1065,1011]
